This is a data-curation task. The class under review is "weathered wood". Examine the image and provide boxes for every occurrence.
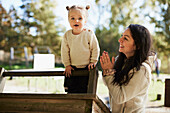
[0,93,96,99]
[0,94,93,113]
[93,96,111,113]
[0,93,111,113]
[0,67,5,93]
[0,67,111,113]
[87,68,98,94]
[165,79,170,107]
[3,69,89,77]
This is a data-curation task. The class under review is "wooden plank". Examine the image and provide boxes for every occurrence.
[0,93,94,113]
[0,67,5,93]
[87,68,98,94]
[3,69,89,77]
[0,98,88,112]
[0,93,96,99]
[165,79,170,107]
[0,93,111,113]
[93,96,111,113]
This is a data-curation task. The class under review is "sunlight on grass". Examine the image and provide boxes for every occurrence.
[148,80,165,104]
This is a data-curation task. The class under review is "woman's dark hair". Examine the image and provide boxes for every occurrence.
[113,24,152,86]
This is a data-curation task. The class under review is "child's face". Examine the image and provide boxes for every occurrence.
[68,9,86,35]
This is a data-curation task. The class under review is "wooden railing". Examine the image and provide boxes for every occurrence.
[0,67,111,113]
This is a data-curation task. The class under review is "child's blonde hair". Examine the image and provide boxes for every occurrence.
[66,5,90,18]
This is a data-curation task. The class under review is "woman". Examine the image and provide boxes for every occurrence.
[100,24,155,113]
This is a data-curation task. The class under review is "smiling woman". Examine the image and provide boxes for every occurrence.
[100,24,156,113]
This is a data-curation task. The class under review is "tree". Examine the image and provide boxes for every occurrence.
[0,3,21,51]
[95,0,141,57]
[140,0,170,73]
[29,0,65,56]
[142,0,170,55]
[0,3,8,50]
[94,0,170,73]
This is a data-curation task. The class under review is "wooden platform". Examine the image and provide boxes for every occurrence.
[0,67,111,113]
[0,93,110,113]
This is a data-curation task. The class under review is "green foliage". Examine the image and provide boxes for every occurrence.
[94,0,169,73]
[141,0,170,73]
[96,27,119,57]
[0,0,65,56]
[0,5,21,51]
[29,0,65,56]
[148,0,170,56]
[95,0,141,57]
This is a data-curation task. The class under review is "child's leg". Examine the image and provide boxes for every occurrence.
[65,76,79,93]
[64,65,89,93]
[64,65,79,93]
[73,66,89,93]
[76,76,89,93]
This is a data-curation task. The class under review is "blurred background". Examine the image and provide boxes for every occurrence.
[0,0,169,110]
[0,0,169,72]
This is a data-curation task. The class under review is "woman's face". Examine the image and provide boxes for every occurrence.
[118,28,136,58]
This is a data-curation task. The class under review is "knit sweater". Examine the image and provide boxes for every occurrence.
[103,56,155,113]
[61,29,100,68]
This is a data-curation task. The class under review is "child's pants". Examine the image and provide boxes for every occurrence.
[64,65,89,93]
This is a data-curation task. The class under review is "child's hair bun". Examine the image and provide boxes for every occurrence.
[66,6,69,11]
[86,5,90,10]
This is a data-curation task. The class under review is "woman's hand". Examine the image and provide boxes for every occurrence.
[63,65,74,77]
[100,51,115,70]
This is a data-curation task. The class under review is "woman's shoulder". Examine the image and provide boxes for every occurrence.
[137,55,156,80]
[130,55,156,79]
[142,55,156,71]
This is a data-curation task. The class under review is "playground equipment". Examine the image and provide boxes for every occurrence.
[0,67,111,113]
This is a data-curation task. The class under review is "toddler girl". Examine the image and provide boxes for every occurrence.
[61,5,100,93]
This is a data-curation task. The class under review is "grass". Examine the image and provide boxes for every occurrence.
[4,76,65,93]
[148,80,165,105]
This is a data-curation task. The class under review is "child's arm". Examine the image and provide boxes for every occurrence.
[61,32,72,76]
[61,36,71,67]
[89,32,100,69]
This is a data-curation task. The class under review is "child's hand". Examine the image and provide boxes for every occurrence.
[88,62,96,70]
[63,65,74,77]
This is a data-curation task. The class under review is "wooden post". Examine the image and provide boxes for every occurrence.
[24,47,29,68]
[0,67,5,93]
[87,68,98,94]
[165,79,170,107]
[9,47,14,70]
